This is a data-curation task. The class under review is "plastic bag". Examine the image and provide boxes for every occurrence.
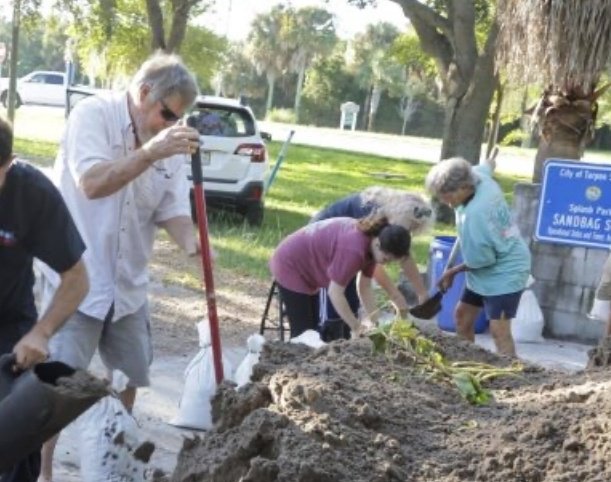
[170,320,233,430]
[289,329,326,348]
[76,371,153,482]
[511,276,544,343]
[234,334,266,389]
[589,298,610,321]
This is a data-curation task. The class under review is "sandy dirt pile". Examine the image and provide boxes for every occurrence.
[165,326,611,482]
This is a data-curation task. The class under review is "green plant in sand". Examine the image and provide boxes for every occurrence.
[369,319,524,405]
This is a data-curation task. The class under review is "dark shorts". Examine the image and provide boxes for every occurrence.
[461,288,524,320]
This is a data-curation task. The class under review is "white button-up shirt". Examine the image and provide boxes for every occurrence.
[43,91,190,321]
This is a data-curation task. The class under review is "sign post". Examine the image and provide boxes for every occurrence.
[535,159,611,249]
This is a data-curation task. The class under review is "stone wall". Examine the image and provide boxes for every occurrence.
[513,183,608,343]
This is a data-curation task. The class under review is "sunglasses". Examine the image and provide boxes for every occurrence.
[159,99,181,122]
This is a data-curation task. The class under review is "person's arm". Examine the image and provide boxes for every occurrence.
[157,215,200,256]
[356,272,378,326]
[400,257,428,304]
[372,264,409,317]
[437,262,468,292]
[328,280,362,335]
[80,125,199,199]
[13,259,88,370]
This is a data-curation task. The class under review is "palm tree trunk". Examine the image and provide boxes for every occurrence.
[265,74,276,117]
[531,90,596,183]
[367,84,382,132]
[293,64,306,123]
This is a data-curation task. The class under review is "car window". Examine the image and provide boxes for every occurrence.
[194,107,255,137]
[29,74,45,83]
[47,74,64,85]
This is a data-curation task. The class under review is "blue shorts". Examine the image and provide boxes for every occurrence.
[460,288,524,320]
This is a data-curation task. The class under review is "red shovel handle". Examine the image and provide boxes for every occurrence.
[188,114,224,385]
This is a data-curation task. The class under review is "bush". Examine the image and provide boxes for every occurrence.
[500,128,528,147]
[265,108,297,124]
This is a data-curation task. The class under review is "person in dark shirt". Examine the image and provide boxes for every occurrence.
[311,187,433,340]
[0,115,88,482]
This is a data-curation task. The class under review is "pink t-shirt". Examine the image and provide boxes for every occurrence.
[270,217,376,294]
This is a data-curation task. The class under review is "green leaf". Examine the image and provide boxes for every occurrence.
[453,372,492,405]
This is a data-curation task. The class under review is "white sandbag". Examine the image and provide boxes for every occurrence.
[512,283,544,343]
[234,334,266,388]
[170,320,233,430]
[76,371,153,482]
[289,329,326,348]
[589,298,611,321]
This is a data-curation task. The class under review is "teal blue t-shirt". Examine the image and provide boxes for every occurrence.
[455,165,531,296]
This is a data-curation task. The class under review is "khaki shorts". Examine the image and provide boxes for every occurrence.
[49,303,153,387]
[596,253,611,301]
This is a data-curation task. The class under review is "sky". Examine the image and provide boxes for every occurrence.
[199,0,409,41]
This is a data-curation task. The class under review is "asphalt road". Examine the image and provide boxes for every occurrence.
[8,105,610,179]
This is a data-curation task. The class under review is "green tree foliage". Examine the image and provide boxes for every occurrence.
[349,22,405,131]
[300,42,363,127]
[0,14,68,75]
[285,6,338,121]
[247,5,293,115]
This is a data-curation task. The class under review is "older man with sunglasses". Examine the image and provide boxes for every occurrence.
[37,52,201,482]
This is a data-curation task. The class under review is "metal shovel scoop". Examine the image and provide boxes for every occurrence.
[409,289,444,319]
[408,238,461,320]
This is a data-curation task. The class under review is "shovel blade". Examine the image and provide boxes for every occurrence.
[409,291,443,319]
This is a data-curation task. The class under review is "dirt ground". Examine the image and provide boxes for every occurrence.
[88,238,611,482]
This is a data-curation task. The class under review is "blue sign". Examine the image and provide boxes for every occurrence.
[535,159,611,249]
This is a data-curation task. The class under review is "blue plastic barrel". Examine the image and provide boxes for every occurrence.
[428,236,489,333]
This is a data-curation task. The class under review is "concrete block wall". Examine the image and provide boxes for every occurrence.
[513,182,607,343]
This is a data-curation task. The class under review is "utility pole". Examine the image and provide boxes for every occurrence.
[7,0,21,124]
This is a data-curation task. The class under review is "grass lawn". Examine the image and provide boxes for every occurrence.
[15,136,527,283]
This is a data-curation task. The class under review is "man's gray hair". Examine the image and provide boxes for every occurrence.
[425,157,478,196]
[130,51,199,106]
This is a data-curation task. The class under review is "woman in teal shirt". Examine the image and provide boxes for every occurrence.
[425,157,531,357]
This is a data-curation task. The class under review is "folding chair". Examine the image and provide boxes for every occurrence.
[259,280,288,341]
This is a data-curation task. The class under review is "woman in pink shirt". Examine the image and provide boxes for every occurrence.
[270,215,411,338]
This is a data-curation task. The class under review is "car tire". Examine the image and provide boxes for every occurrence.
[244,203,264,227]
[0,90,22,109]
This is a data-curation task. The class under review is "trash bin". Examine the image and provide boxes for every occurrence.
[428,236,489,333]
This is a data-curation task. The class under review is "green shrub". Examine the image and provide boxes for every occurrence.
[265,108,297,123]
[500,128,527,147]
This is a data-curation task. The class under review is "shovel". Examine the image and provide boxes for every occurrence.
[0,354,108,471]
[409,238,461,319]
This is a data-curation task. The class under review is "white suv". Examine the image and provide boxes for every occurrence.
[0,70,66,107]
[187,96,270,226]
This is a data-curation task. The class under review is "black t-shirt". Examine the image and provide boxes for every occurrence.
[0,161,85,339]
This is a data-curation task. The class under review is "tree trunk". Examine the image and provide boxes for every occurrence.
[265,73,276,116]
[145,0,166,51]
[293,63,306,123]
[367,84,382,131]
[439,44,497,163]
[486,79,503,159]
[7,0,20,124]
[531,90,596,183]
[361,86,372,130]
[166,0,191,52]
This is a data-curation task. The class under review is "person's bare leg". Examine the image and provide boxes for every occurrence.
[454,302,480,342]
[39,434,59,482]
[605,310,611,337]
[490,316,517,357]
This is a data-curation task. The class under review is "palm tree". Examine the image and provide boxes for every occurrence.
[286,7,337,122]
[497,0,611,182]
[350,23,404,131]
[247,5,292,116]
